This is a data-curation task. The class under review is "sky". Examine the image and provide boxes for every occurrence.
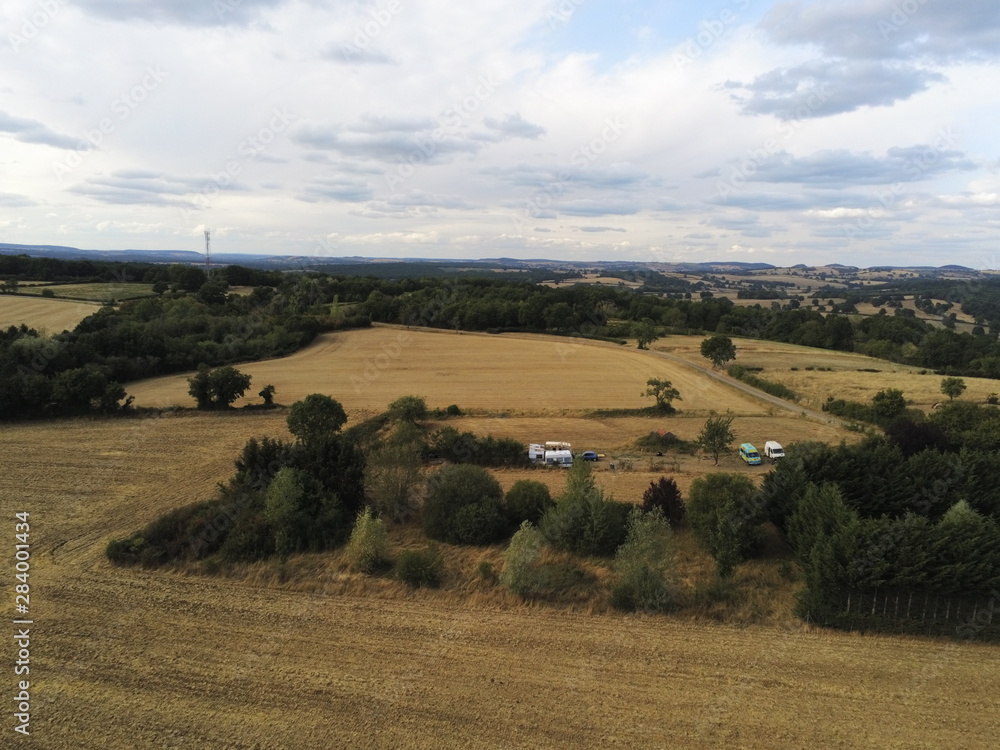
[2,0,1000,268]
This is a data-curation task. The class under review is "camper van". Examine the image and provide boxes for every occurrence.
[764,441,785,462]
[739,443,762,465]
[543,449,573,467]
[528,444,546,463]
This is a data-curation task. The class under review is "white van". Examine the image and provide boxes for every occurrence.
[544,449,573,467]
[764,441,785,462]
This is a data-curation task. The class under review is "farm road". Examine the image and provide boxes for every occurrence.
[647,348,850,428]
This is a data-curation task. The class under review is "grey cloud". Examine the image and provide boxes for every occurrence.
[489,162,654,191]
[0,111,87,151]
[384,191,477,210]
[76,0,283,26]
[730,60,942,119]
[0,192,36,207]
[576,226,626,233]
[69,170,244,206]
[292,121,482,163]
[763,0,1000,63]
[482,113,546,141]
[745,146,975,186]
[296,176,373,203]
[322,44,396,65]
[736,1,1000,119]
[556,200,642,217]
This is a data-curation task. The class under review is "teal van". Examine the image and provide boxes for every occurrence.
[739,443,762,465]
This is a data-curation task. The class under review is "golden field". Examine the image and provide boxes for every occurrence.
[5,327,1000,747]
[653,335,1000,411]
[0,295,98,333]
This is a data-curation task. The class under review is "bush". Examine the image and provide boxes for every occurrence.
[727,364,797,401]
[540,462,630,556]
[422,464,511,545]
[346,508,390,573]
[427,427,528,467]
[641,477,685,527]
[395,544,443,588]
[504,480,554,525]
[364,443,422,524]
[687,473,764,577]
[611,508,676,612]
[445,404,462,416]
[500,521,546,597]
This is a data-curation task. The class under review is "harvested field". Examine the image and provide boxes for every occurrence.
[126,326,773,415]
[0,295,98,333]
[2,412,999,748]
[654,335,1000,410]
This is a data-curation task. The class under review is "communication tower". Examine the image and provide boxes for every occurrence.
[204,229,212,276]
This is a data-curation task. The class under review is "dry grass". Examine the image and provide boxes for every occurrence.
[6,336,1000,747]
[126,326,773,415]
[654,335,999,411]
[0,294,99,332]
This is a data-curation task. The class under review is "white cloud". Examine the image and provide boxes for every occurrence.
[0,0,997,266]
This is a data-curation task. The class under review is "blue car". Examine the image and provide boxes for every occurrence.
[581,451,599,461]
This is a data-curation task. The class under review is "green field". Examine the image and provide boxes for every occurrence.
[17,282,155,302]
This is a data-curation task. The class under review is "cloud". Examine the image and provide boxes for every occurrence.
[75,0,284,26]
[321,44,396,65]
[0,193,37,207]
[291,119,483,163]
[576,225,626,233]
[68,171,243,207]
[0,111,87,151]
[731,0,1000,118]
[744,146,976,186]
[762,0,1000,63]
[482,113,546,140]
[488,162,655,191]
[728,60,944,119]
[296,176,374,203]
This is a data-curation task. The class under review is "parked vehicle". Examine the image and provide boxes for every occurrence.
[581,451,598,461]
[739,443,762,465]
[528,443,546,463]
[764,441,785,462]
[544,449,573,467]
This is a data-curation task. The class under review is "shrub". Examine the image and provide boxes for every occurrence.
[364,443,422,524]
[500,522,546,597]
[540,461,630,556]
[422,464,511,545]
[687,473,764,578]
[445,404,462,416]
[641,477,685,527]
[395,544,443,588]
[504,480,554,525]
[388,394,428,423]
[611,508,676,612]
[346,508,390,573]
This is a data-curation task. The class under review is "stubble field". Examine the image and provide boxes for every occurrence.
[0,295,99,333]
[5,327,1000,748]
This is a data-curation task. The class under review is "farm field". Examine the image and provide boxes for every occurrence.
[16,282,154,302]
[0,294,99,332]
[3,412,1000,748]
[125,326,774,416]
[653,336,1000,411]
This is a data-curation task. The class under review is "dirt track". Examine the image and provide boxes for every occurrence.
[3,413,999,748]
